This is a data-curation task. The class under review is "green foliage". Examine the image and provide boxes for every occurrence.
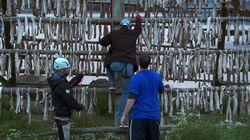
[165,109,250,140]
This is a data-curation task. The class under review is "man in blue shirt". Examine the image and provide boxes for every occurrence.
[120,52,164,140]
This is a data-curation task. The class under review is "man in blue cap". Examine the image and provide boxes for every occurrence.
[99,14,142,125]
[48,57,84,140]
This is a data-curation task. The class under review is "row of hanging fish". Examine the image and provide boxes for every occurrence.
[150,48,250,84]
[1,48,250,83]
[140,17,250,49]
[0,86,103,124]
[161,86,250,123]
[0,44,107,79]
[138,0,222,17]
[8,16,103,46]
[3,16,250,49]
[227,19,250,46]
[6,0,88,18]
[1,85,250,124]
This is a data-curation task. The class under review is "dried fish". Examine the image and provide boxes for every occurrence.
[0,87,2,115]
[214,87,220,111]
[7,55,11,80]
[209,88,214,112]
[24,17,29,39]
[15,88,21,114]
[232,92,238,115]
[0,17,4,37]
[169,89,173,117]
[164,88,168,114]
[225,94,232,123]
[43,92,48,121]
[17,18,23,45]
[15,51,20,78]
[26,93,31,124]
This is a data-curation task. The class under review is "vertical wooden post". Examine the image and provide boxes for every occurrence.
[111,0,128,139]
[1,0,16,86]
[214,1,227,86]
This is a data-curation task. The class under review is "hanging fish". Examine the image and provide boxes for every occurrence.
[24,17,29,39]
[26,93,31,124]
[225,94,232,123]
[42,0,47,15]
[247,28,250,44]
[87,91,94,115]
[241,21,246,45]
[34,89,39,106]
[82,0,87,18]
[209,88,214,112]
[15,51,20,78]
[234,20,239,45]
[31,17,37,44]
[0,87,2,115]
[164,88,168,114]
[9,21,15,45]
[7,55,11,80]
[15,88,21,114]
[176,89,180,109]
[6,0,12,16]
[10,89,14,111]
[0,17,4,37]
[43,92,48,121]
[24,54,31,75]
[17,18,23,45]
[108,89,113,114]
[232,92,238,115]
[219,87,224,114]
[35,53,40,76]
[240,91,245,115]
[56,0,61,17]
[169,89,173,117]
[227,20,231,41]
[45,54,49,78]
[214,87,220,111]
[76,0,81,17]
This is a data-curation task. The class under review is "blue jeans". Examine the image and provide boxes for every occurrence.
[107,61,134,124]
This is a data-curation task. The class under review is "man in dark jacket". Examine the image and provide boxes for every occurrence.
[99,14,142,124]
[48,57,84,140]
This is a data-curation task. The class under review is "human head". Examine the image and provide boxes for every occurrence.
[120,18,131,27]
[54,57,71,75]
[138,52,151,69]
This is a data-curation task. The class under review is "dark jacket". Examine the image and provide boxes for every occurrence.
[47,72,83,118]
[99,19,142,72]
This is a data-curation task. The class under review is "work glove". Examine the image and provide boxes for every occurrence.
[135,14,142,21]
[69,73,84,88]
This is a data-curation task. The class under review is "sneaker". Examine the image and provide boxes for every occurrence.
[109,87,115,94]
[52,122,58,131]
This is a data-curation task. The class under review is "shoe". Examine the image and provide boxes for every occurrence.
[109,87,115,94]
[52,122,58,131]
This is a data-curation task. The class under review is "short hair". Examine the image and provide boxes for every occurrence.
[138,52,151,69]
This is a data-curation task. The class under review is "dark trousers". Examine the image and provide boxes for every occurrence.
[56,119,71,140]
[130,118,160,140]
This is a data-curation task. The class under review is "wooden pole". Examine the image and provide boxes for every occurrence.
[214,1,227,86]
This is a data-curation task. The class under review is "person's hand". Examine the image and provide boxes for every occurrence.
[120,115,126,127]
[135,14,141,21]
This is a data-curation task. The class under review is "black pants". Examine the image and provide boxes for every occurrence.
[130,119,160,140]
[56,119,71,140]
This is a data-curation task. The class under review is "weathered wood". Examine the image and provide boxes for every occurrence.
[16,125,175,137]
[0,86,247,95]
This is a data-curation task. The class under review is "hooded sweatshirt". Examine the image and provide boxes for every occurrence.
[47,72,83,118]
